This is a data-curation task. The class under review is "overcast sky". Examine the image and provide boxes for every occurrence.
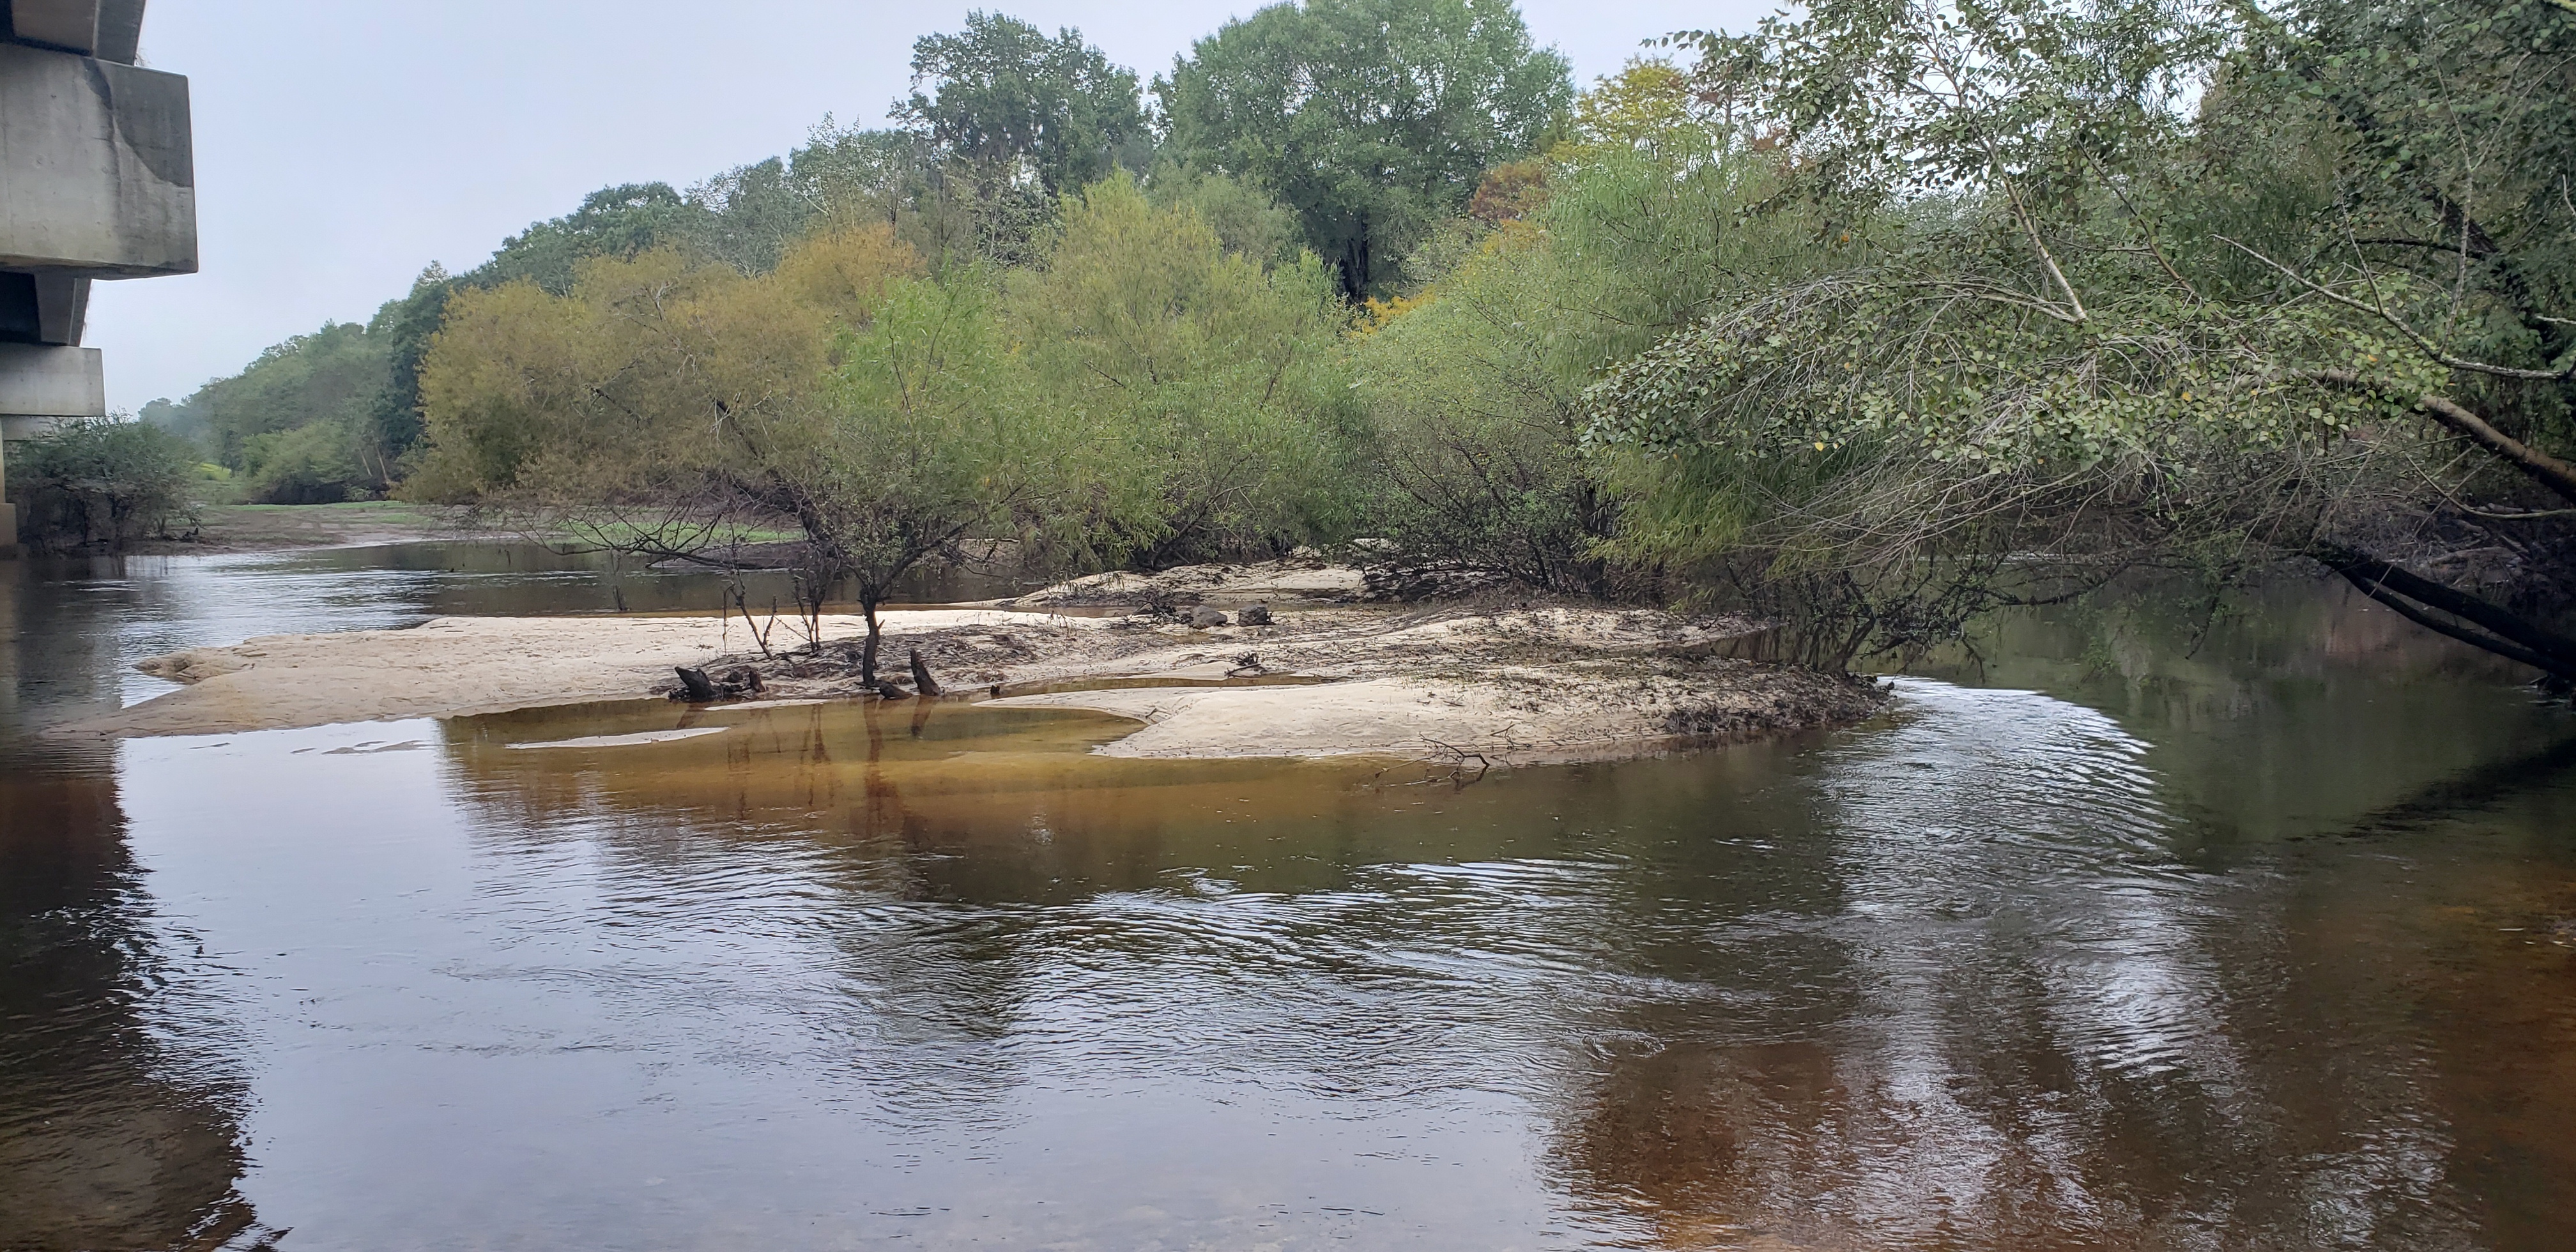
[90,1,1770,411]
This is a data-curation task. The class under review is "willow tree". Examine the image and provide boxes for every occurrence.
[1351,58,1861,599]
[1009,174,1365,568]
[716,274,1052,683]
[412,224,1011,675]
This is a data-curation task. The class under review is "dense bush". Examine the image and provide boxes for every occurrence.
[6,420,201,550]
[239,419,372,505]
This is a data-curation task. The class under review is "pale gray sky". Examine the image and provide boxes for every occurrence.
[91,1,1768,411]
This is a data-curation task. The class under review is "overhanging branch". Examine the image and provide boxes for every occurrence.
[2313,543,2576,682]
[2312,370,2576,506]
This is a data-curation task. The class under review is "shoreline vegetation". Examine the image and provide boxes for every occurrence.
[25,0,2569,706]
[61,559,1891,765]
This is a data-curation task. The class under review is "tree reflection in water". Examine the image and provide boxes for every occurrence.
[0,754,269,1251]
[426,668,2575,1248]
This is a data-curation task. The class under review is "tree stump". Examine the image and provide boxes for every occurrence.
[673,666,721,703]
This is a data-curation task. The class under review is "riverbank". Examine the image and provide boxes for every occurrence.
[57,564,1889,764]
[134,501,480,553]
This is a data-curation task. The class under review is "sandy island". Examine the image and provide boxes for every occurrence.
[56,560,1889,765]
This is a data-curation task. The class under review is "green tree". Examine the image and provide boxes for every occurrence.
[1349,71,1825,595]
[1157,0,1573,298]
[723,275,1051,682]
[1011,174,1365,567]
[1353,220,1611,592]
[895,11,1147,196]
[153,319,390,501]
[680,157,821,276]
[411,226,1039,682]
[469,183,701,294]
[359,264,456,477]
[323,185,711,476]
[1142,162,1303,266]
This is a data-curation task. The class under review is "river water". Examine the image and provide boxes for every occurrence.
[3,544,2572,1250]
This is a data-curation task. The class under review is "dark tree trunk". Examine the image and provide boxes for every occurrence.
[2315,544,2576,684]
[859,600,883,687]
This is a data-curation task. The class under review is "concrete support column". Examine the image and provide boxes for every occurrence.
[2,0,190,558]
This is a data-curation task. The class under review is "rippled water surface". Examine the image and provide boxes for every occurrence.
[3,546,2574,1249]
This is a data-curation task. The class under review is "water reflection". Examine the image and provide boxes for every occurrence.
[411,680,2576,1248]
[4,551,2575,1248]
[0,749,267,1250]
[1536,600,2576,1251]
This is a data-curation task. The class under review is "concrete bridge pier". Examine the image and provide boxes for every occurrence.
[1,0,196,557]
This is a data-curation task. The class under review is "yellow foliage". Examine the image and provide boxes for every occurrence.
[1556,59,1711,161]
[1355,291,1437,335]
[411,225,927,501]
[771,222,926,326]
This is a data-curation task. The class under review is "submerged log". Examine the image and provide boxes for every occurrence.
[673,666,721,703]
[908,649,944,698]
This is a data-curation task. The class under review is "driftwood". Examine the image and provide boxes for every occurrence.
[908,648,943,697]
[673,666,721,703]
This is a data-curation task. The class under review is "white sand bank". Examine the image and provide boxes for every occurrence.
[57,610,1054,739]
[61,583,1888,763]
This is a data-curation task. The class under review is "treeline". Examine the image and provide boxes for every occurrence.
[144,1,1565,504]
[130,0,2576,686]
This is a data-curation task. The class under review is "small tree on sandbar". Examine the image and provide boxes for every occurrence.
[719,274,1043,685]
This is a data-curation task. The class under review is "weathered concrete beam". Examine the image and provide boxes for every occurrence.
[5,0,145,62]
[94,0,146,64]
[0,41,195,277]
[0,342,102,556]
[6,1,103,56]
[0,343,106,424]
[3,0,161,558]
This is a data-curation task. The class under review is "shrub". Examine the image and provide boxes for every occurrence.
[240,418,371,503]
[6,419,202,550]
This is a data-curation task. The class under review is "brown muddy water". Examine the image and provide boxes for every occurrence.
[3,545,2575,1250]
